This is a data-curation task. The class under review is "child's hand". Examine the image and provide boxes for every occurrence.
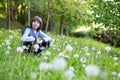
[36,40,43,44]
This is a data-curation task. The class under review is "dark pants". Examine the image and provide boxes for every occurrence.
[23,41,50,55]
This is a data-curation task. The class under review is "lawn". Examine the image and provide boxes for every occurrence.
[0,29,120,80]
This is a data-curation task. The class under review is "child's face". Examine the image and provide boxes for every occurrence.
[32,20,40,30]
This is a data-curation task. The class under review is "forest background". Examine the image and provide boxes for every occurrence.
[0,0,120,47]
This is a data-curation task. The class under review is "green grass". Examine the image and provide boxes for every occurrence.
[0,29,120,80]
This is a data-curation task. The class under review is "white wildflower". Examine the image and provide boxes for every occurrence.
[117,73,120,78]
[39,62,52,70]
[40,46,45,50]
[43,56,48,61]
[34,44,39,52]
[45,51,51,56]
[30,72,37,79]
[112,71,117,76]
[85,52,91,56]
[5,39,10,45]
[52,57,67,70]
[92,47,96,51]
[58,52,64,57]
[16,47,23,53]
[80,57,87,63]
[69,66,75,71]
[9,35,13,39]
[100,71,108,79]
[97,50,102,54]
[74,53,79,58]
[87,10,94,15]
[65,44,73,52]
[64,69,75,80]
[64,55,70,59]
[85,64,100,77]
[7,46,11,50]
[83,46,89,52]
[22,45,27,50]
[113,56,119,61]
[105,46,111,52]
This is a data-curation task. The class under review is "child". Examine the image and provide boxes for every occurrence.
[22,16,51,55]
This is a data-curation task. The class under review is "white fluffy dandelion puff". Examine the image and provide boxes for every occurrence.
[105,46,111,52]
[65,44,73,52]
[52,57,67,71]
[80,57,87,63]
[74,53,79,58]
[34,44,39,52]
[16,47,23,53]
[64,69,75,80]
[29,72,37,79]
[85,64,100,77]
[39,62,52,70]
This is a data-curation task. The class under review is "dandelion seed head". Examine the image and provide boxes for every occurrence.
[58,52,64,57]
[22,45,27,49]
[117,73,120,78]
[83,46,89,52]
[105,46,111,52]
[16,47,23,53]
[43,56,48,61]
[39,62,52,70]
[80,57,87,63]
[112,71,117,76]
[64,55,70,59]
[52,58,67,70]
[97,50,102,55]
[69,66,75,71]
[9,35,13,39]
[7,46,11,50]
[30,72,37,79]
[34,44,39,50]
[45,51,51,56]
[74,53,79,58]
[65,44,73,52]
[85,64,100,77]
[100,71,108,79]
[92,47,96,51]
[113,56,119,61]
[85,52,90,56]
[64,69,75,80]
[5,39,10,45]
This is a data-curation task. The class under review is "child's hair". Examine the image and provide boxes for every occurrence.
[30,16,43,31]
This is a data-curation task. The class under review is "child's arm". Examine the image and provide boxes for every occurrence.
[22,28,35,42]
[38,30,51,42]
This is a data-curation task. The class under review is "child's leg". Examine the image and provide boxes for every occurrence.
[34,49,42,55]
[23,42,32,53]
[41,41,50,48]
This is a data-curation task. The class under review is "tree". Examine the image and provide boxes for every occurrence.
[92,0,120,29]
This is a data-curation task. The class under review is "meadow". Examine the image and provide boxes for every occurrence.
[0,28,120,80]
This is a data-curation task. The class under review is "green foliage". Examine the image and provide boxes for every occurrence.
[92,0,120,28]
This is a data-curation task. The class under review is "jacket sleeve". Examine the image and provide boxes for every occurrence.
[21,28,35,42]
[38,30,51,42]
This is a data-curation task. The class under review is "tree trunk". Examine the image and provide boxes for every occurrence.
[50,15,54,32]
[46,13,50,32]
[7,0,10,30]
[45,0,50,32]
[59,14,64,35]
[28,2,30,26]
